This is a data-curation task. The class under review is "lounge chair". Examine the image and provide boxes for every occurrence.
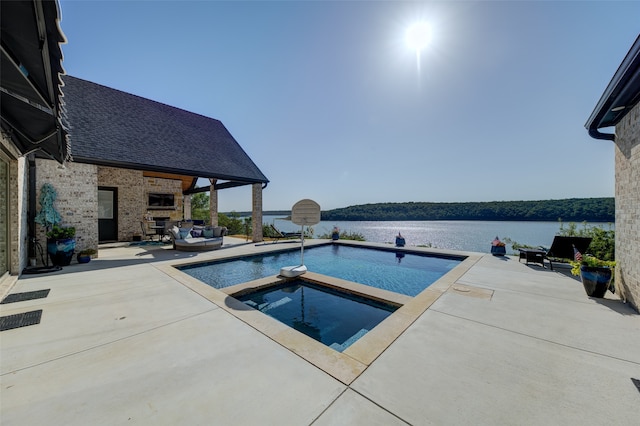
[519,236,592,270]
[266,224,301,242]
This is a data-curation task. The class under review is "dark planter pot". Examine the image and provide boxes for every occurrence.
[77,254,91,264]
[47,238,76,266]
[491,245,506,256]
[580,265,612,298]
[331,233,340,241]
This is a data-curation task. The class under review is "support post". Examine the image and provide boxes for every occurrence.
[183,194,192,220]
[209,179,218,227]
[252,183,263,242]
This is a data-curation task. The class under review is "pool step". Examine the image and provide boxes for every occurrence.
[330,328,369,352]
[245,297,294,312]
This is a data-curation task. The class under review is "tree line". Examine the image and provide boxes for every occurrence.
[319,198,614,222]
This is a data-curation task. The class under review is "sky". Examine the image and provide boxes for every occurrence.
[58,0,640,212]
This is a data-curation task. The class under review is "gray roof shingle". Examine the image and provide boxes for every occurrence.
[62,75,268,185]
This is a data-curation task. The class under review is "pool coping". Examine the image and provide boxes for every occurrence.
[157,242,482,384]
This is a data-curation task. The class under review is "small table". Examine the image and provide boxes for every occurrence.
[149,226,166,241]
[518,249,547,268]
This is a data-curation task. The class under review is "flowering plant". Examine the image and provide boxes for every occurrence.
[491,236,505,247]
[569,255,616,276]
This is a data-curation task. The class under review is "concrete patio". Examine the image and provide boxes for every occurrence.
[1,238,639,425]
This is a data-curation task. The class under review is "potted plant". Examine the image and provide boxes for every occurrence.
[76,248,97,264]
[570,255,615,298]
[490,236,506,256]
[46,225,77,266]
[34,183,77,267]
[331,226,340,240]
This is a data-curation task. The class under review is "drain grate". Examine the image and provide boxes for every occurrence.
[0,310,43,331]
[1,289,50,304]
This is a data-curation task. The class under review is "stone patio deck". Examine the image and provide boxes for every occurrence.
[1,238,638,425]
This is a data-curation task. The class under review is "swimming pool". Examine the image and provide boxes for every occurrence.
[236,279,398,352]
[179,244,463,296]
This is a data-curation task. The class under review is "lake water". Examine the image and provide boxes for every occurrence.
[262,215,614,254]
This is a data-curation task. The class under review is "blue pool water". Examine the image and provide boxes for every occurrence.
[236,280,398,352]
[179,244,463,296]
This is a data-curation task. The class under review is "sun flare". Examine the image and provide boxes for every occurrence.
[405,21,431,51]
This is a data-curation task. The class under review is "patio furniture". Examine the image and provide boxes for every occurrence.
[141,221,158,241]
[167,225,227,251]
[519,236,592,270]
[267,224,301,243]
[519,249,546,267]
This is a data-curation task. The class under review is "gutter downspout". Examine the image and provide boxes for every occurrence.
[588,128,615,141]
[27,153,37,261]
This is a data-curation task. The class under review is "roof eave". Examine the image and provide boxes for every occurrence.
[0,0,69,162]
[585,34,640,141]
[72,156,269,186]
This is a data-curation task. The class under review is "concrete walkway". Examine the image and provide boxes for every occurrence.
[1,239,639,425]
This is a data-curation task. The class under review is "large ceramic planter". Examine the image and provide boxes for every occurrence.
[47,238,76,266]
[580,265,612,298]
[491,245,506,256]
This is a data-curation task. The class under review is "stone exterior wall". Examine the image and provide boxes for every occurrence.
[98,167,144,241]
[35,160,98,258]
[0,132,26,278]
[16,157,27,273]
[252,183,263,242]
[98,167,183,241]
[614,101,639,313]
[143,176,183,223]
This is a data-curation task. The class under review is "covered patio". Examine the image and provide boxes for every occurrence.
[31,75,269,254]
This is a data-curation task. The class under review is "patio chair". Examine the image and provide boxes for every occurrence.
[267,224,301,243]
[141,221,157,241]
[519,236,592,270]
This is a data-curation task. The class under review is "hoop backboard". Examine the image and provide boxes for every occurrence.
[291,199,321,226]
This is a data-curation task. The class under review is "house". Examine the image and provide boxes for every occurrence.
[32,76,269,252]
[1,0,269,282]
[585,34,640,313]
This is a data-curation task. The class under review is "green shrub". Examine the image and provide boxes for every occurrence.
[317,229,366,241]
[558,221,615,261]
[218,212,245,235]
[46,225,76,239]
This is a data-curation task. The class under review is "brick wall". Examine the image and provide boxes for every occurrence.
[252,183,263,242]
[0,132,20,292]
[143,176,183,223]
[98,167,144,241]
[35,160,98,258]
[98,167,183,240]
[16,157,27,273]
[1,133,28,276]
[614,101,639,313]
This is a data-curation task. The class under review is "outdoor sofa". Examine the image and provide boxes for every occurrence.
[167,225,227,251]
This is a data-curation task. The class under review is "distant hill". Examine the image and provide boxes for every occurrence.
[319,198,615,222]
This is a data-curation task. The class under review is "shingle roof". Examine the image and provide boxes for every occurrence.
[62,75,268,186]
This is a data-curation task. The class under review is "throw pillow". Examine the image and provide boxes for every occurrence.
[179,228,191,239]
